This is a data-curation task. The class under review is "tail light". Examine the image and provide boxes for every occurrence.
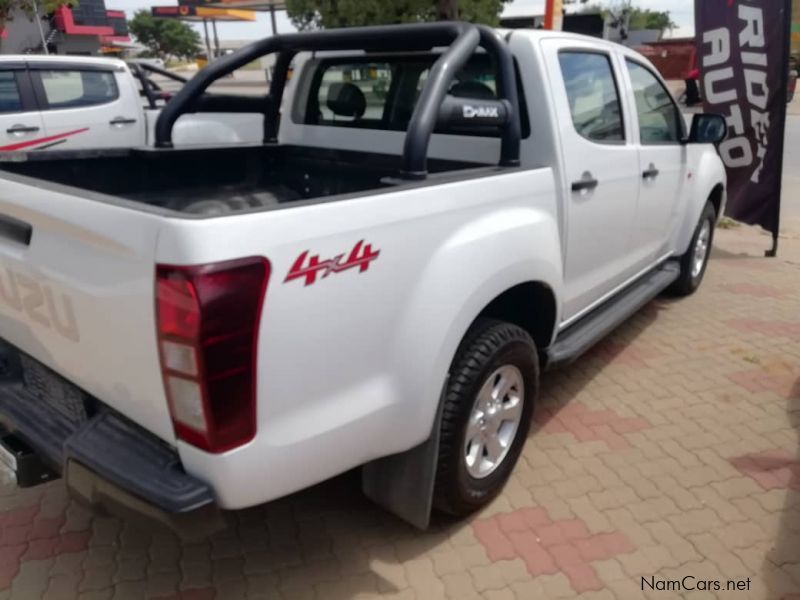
[156,257,270,453]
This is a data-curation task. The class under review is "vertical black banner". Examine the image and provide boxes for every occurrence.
[695,0,791,247]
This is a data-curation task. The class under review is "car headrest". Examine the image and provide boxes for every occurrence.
[449,81,496,101]
[326,82,367,118]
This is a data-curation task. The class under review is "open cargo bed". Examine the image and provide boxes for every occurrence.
[0,145,487,216]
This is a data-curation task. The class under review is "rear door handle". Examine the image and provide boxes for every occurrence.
[109,117,137,126]
[6,125,39,134]
[642,165,660,180]
[571,174,599,192]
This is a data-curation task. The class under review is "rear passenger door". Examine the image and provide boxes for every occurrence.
[0,66,45,151]
[30,64,143,150]
[542,41,642,323]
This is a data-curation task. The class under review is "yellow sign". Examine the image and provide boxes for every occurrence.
[794,0,800,55]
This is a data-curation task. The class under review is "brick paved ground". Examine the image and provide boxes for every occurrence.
[1,225,799,600]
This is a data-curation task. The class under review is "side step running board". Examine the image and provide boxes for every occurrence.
[546,262,680,369]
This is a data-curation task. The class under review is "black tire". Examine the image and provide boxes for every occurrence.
[433,318,538,516]
[669,201,716,297]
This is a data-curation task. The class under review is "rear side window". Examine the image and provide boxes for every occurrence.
[558,52,624,143]
[39,70,119,109]
[625,60,682,144]
[0,72,22,114]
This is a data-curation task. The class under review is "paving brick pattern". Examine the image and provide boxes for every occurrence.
[0,227,799,599]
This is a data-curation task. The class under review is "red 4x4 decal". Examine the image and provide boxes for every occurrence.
[284,240,380,286]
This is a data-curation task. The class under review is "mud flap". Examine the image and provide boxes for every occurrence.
[361,381,446,530]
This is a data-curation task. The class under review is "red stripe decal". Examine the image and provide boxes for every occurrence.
[0,128,90,152]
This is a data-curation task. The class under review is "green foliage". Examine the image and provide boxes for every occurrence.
[0,0,75,33]
[567,0,676,34]
[39,0,76,13]
[285,0,510,30]
[628,8,675,32]
[0,0,18,31]
[128,9,202,60]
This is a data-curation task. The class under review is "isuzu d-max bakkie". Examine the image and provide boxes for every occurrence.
[0,55,263,151]
[0,23,727,535]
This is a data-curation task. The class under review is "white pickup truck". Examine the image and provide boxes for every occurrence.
[0,55,262,151]
[0,23,727,535]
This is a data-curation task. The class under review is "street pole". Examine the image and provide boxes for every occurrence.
[212,19,220,58]
[202,19,212,62]
[31,0,49,55]
[269,4,277,35]
[544,0,564,30]
[766,0,794,257]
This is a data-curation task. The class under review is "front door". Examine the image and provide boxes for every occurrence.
[624,59,687,264]
[0,68,45,151]
[542,42,642,323]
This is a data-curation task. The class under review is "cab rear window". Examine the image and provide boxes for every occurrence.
[297,54,530,138]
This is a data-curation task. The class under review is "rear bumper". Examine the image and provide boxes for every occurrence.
[0,353,224,538]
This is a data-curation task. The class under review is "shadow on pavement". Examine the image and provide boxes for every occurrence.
[760,376,800,599]
[102,298,672,598]
[532,297,666,432]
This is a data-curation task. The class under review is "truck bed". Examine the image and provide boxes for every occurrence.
[0,145,484,216]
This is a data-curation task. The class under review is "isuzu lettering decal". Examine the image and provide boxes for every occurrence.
[285,240,380,286]
[0,265,79,342]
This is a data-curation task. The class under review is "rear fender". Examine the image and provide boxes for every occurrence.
[363,207,562,527]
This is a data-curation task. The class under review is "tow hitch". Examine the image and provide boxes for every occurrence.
[0,427,58,488]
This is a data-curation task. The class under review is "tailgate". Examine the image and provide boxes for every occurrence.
[0,173,174,443]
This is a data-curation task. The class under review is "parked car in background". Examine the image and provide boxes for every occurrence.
[0,55,263,151]
[0,24,727,536]
[788,57,798,103]
[127,57,166,70]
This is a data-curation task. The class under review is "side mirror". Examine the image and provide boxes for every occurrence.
[686,113,727,145]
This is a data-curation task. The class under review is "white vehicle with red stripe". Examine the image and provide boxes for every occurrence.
[0,24,727,536]
[0,55,263,151]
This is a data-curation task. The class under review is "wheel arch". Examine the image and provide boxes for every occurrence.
[362,278,558,529]
[708,183,725,222]
[473,281,558,360]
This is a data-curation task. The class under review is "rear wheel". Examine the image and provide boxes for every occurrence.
[669,201,716,296]
[433,319,538,516]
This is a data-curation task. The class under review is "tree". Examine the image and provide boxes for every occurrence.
[128,9,201,61]
[0,0,18,33]
[628,8,675,32]
[0,0,75,39]
[285,0,510,30]
[567,1,676,35]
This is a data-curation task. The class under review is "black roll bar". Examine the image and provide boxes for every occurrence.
[154,22,521,179]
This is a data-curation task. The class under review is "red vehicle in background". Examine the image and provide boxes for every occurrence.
[637,40,797,106]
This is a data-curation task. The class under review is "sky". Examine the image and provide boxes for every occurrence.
[112,0,696,42]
